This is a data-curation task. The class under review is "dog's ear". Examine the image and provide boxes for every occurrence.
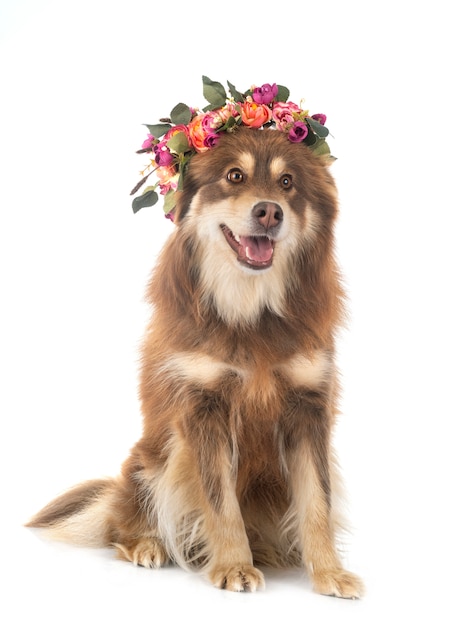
[172,173,199,224]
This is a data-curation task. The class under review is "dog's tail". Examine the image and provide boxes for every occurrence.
[25,478,119,547]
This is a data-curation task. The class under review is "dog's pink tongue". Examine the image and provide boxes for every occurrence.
[239,236,273,262]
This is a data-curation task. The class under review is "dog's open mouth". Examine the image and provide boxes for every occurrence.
[220,225,275,269]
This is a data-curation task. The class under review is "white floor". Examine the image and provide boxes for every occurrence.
[0,526,401,625]
[4,492,453,626]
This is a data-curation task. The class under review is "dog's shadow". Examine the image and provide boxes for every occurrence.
[260,566,310,592]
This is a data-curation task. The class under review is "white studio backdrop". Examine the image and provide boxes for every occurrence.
[1,1,456,624]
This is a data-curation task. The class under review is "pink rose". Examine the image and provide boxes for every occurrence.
[202,103,238,132]
[156,165,179,194]
[311,113,327,126]
[153,141,175,166]
[216,102,238,124]
[288,121,309,143]
[272,102,301,131]
[201,111,220,132]
[252,83,278,105]
[203,133,220,149]
[240,101,272,128]
[141,133,155,150]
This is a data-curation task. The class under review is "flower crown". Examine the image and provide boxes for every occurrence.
[131,76,333,218]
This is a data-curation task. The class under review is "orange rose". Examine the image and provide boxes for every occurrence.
[164,124,190,143]
[240,101,272,128]
[188,114,209,152]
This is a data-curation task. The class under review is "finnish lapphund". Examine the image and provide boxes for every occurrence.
[27,127,363,598]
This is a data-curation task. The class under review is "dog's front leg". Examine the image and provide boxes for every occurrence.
[181,390,265,592]
[284,390,364,598]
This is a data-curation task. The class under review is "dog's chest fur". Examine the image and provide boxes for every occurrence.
[160,348,331,400]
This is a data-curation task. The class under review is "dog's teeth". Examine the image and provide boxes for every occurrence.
[234,234,240,243]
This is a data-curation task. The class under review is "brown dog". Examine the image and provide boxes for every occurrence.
[27,127,363,597]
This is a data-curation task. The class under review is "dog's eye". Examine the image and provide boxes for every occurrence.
[227,168,244,183]
[280,174,293,189]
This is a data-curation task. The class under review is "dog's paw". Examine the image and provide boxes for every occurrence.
[114,537,169,568]
[209,564,265,592]
[312,568,364,599]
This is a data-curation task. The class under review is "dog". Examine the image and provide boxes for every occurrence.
[27,126,363,597]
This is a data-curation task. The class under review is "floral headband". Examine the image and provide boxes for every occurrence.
[131,76,332,218]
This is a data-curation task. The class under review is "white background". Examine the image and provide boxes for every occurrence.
[1,1,456,623]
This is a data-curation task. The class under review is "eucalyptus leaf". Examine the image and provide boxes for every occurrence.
[202,75,227,108]
[306,117,329,138]
[145,123,171,138]
[143,185,157,193]
[304,131,317,147]
[166,131,190,154]
[219,116,239,131]
[163,189,177,213]
[276,84,290,102]
[227,81,245,103]
[178,156,191,188]
[132,189,159,213]
[170,103,192,126]
[311,138,332,158]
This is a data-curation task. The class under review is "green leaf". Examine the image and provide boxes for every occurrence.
[132,189,159,213]
[166,131,190,155]
[170,103,192,126]
[144,123,171,138]
[306,117,329,138]
[219,115,239,132]
[227,81,245,102]
[202,75,227,108]
[304,131,317,147]
[177,155,191,188]
[163,189,177,214]
[310,138,332,158]
[276,84,290,102]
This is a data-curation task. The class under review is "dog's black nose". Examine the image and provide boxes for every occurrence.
[252,202,283,230]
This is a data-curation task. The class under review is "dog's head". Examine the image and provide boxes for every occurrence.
[171,127,339,325]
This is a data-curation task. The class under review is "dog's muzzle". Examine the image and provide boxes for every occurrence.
[220,202,283,270]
